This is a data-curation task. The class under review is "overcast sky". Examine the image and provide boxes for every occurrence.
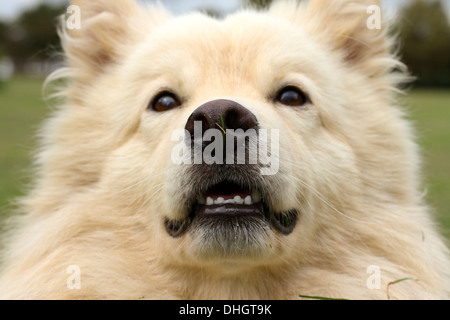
[1,0,450,21]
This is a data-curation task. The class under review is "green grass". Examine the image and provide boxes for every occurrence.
[0,77,449,238]
[406,89,450,237]
[0,76,50,215]
[298,277,416,300]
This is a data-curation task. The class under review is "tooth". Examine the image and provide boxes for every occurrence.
[197,194,206,205]
[244,195,252,205]
[206,197,214,205]
[215,197,225,205]
[251,190,261,203]
[224,199,235,204]
[234,196,244,205]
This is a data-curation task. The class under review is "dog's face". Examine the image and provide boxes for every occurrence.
[61,0,413,273]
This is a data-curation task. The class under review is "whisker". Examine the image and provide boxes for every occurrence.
[279,161,368,224]
[108,169,169,197]
[295,175,368,224]
[132,183,166,218]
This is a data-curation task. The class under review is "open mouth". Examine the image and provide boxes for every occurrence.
[165,180,299,238]
[195,180,264,216]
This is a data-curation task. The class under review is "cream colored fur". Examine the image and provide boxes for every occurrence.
[0,0,449,299]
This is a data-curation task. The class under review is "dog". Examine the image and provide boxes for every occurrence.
[0,0,449,299]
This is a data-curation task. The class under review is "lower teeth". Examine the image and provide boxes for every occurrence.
[197,192,262,206]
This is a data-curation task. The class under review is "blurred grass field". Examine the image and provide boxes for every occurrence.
[0,77,49,216]
[0,77,449,238]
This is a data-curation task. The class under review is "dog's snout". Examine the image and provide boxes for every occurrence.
[185,99,258,135]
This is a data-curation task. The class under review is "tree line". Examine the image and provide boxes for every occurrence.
[0,0,449,87]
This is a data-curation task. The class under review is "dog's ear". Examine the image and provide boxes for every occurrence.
[271,0,391,77]
[62,0,169,82]
[307,0,387,66]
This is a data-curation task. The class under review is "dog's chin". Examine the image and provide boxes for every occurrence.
[164,179,299,259]
[184,206,273,259]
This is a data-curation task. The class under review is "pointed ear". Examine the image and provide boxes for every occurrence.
[307,0,387,64]
[271,0,392,77]
[62,0,169,81]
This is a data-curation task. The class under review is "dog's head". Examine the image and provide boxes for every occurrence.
[47,0,414,272]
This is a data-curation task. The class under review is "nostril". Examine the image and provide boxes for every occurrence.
[185,113,210,137]
[224,108,241,130]
[224,107,258,131]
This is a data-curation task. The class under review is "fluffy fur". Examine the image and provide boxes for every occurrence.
[0,0,449,299]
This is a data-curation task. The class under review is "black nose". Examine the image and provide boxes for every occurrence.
[185,99,258,136]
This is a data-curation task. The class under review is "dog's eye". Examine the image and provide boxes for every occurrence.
[276,86,309,107]
[151,92,181,112]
